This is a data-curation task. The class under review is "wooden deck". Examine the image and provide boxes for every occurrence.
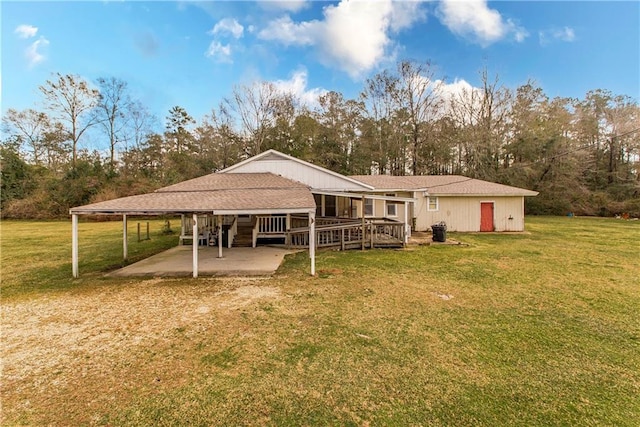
[181,215,407,251]
[288,218,406,250]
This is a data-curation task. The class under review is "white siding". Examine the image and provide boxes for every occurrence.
[226,159,369,191]
[414,196,526,232]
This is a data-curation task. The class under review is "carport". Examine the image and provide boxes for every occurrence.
[69,173,317,278]
[106,246,296,278]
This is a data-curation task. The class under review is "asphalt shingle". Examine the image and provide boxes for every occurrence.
[70,173,316,214]
[350,175,538,196]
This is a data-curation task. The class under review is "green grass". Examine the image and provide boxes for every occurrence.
[2,216,639,426]
[0,218,179,298]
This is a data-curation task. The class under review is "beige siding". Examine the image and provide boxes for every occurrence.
[352,193,412,222]
[227,159,369,191]
[414,196,526,232]
[353,198,385,218]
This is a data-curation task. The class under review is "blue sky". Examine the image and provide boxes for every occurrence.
[3,0,639,130]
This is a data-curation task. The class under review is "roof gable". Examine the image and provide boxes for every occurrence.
[220,149,373,191]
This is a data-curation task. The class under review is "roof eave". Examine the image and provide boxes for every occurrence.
[70,207,316,216]
[428,192,539,197]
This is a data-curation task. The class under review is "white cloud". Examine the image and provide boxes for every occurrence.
[272,69,328,108]
[437,78,489,122]
[439,78,476,101]
[258,15,317,46]
[539,26,576,45]
[389,1,427,32]
[209,18,244,39]
[437,0,527,46]
[557,27,575,42]
[15,24,38,38]
[258,0,427,79]
[205,41,232,63]
[261,0,309,13]
[26,37,49,68]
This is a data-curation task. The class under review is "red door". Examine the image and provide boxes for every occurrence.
[480,202,494,232]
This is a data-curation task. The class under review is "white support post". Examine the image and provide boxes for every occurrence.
[72,214,79,278]
[217,215,223,258]
[123,214,128,261]
[286,213,291,246]
[361,196,366,250]
[180,214,185,245]
[309,211,316,276]
[192,213,198,278]
[403,203,409,244]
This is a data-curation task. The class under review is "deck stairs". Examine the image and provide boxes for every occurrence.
[233,216,254,247]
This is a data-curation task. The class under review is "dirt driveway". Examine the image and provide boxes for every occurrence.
[1,278,282,425]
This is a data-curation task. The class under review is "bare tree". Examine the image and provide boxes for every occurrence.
[127,100,157,151]
[393,60,444,175]
[197,104,242,170]
[96,77,132,172]
[39,73,100,168]
[447,68,512,179]
[224,81,281,156]
[2,109,50,164]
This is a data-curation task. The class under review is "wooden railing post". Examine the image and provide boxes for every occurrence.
[370,222,374,248]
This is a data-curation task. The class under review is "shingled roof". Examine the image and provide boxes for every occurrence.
[70,173,316,215]
[350,175,538,197]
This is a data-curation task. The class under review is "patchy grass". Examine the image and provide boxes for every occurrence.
[1,216,639,426]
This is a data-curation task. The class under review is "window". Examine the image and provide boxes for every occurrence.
[364,198,373,216]
[427,196,439,211]
[386,193,397,217]
[325,195,337,217]
[313,194,322,216]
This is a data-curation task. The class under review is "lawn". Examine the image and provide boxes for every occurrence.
[1,216,639,426]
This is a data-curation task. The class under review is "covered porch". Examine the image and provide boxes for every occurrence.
[68,171,415,279]
[237,191,415,250]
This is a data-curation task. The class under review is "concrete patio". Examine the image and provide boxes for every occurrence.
[107,246,297,278]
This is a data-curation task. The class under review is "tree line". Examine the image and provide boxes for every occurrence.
[2,61,639,219]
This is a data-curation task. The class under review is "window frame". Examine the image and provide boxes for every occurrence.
[427,196,439,212]
[364,198,374,217]
[385,193,397,217]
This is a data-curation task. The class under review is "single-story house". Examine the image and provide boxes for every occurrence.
[349,175,539,232]
[219,150,537,232]
[69,149,537,277]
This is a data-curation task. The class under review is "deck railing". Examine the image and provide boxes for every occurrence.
[288,218,404,250]
[256,215,287,235]
[369,220,405,246]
